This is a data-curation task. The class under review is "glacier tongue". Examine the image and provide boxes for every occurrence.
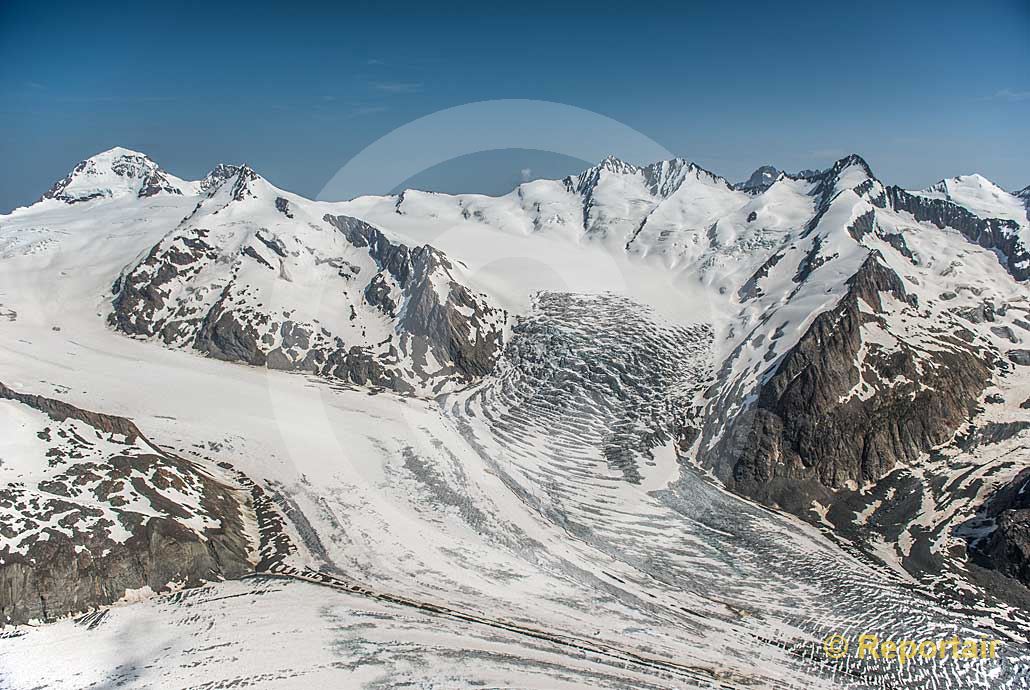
[2,148,1030,688]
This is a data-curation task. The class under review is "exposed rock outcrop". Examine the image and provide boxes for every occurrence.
[735,165,780,193]
[107,161,506,395]
[325,215,502,380]
[968,469,1030,588]
[702,254,992,513]
[885,186,1030,281]
[0,383,254,626]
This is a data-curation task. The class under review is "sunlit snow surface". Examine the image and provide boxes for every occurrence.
[3,152,1030,689]
[916,174,1030,244]
[3,292,1028,689]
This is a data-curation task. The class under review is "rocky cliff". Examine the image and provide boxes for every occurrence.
[0,382,254,626]
[703,253,994,514]
[108,162,505,395]
[885,185,1030,281]
[969,469,1030,588]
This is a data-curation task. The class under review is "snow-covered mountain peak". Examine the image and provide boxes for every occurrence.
[596,154,639,174]
[566,155,730,202]
[923,173,1003,198]
[913,172,1030,229]
[200,163,244,194]
[802,154,882,216]
[94,145,150,160]
[822,153,876,186]
[641,158,732,197]
[193,164,285,217]
[40,147,195,204]
[961,172,994,186]
[225,164,264,201]
[736,165,781,192]
[837,152,874,172]
[564,156,640,196]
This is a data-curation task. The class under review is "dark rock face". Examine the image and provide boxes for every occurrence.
[109,227,220,342]
[846,209,876,242]
[1016,185,1030,206]
[969,470,1030,588]
[0,381,144,440]
[200,163,242,194]
[229,166,260,201]
[735,165,780,193]
[885,186,1030,281]
[957,421,1030,450]
[702,255,992,512]
[1,513,248,628]
[109,209,505,395]
[274,196,294,218]
[792,235,835,284]
[194,296,271,366]
[0,382,254,626]
[1008,349,1030,366]
[812,155,874,199]
[882,232,915,261]
[325,215,505,383]
[701,154,1018,525]
[136,170,184,198]
[802,155,879,234]
[738,252,783,300]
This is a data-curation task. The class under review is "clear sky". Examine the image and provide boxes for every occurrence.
[1,0,1028,211]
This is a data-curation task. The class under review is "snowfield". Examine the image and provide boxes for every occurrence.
[1,148,1029,689]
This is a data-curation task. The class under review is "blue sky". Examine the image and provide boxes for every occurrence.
[1,0,1028,211]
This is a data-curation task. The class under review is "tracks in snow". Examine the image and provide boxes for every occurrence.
[251,565,742,689]
[221,292,1030,689]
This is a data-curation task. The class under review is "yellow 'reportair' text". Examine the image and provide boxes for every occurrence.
[855,634,997,666]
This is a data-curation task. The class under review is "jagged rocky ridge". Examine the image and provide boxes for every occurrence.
[669,154,1030,598]
[702,253,994,511]
[886,186,1030,281]
[107,161,506,395]
[696,155,1024,503]
[18,147,1030,600]
[735,165,780,192]
[0,382,254,626]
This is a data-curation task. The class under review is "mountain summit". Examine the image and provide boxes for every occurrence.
[735,164,780,191]
[2,146,1030,688]
[40,147,197,203]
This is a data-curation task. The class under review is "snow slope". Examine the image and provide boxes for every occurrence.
[915,174,1030,245]
[107,164,505,394]
[1,148,1029,689]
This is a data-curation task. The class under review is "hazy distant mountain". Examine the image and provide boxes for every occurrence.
[734,164,780,192]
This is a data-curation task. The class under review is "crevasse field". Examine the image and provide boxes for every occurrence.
[1,149,1029,689]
